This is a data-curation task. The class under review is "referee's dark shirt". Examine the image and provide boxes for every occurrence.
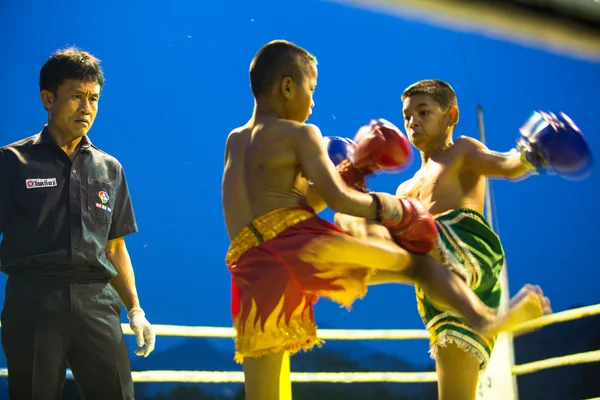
[0,126,138,280]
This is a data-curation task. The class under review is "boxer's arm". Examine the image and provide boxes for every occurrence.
[292,123,378,219]
[457,136,531,180]
[305,185,327,213]
[106,237,140,311]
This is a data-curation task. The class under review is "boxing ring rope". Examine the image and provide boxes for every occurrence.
[121,302,600,340]
[0,303,596,383]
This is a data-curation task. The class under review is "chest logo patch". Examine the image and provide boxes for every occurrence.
[25,178,57,189]
[95,191,112,213]
[98,191,109,204]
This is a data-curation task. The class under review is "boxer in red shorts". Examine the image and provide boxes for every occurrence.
[222,40,548,400]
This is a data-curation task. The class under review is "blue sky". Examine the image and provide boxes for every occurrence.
[1,0,598,367]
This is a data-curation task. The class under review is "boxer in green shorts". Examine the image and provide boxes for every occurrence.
[392,79,560,399]
[334,79,572,400]
[417,208,504,370]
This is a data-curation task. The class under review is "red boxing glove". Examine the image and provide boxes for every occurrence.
[371,193,438,254]
[353,118,413,172]
[337,119,413,192]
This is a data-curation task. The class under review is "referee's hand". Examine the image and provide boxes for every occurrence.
[127,307,156,357]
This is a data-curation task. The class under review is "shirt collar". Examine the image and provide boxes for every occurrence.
[33,125,92,149]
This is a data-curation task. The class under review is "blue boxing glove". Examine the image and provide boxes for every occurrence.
[516,111,593,180]
[323,136,368,192]
[323,136,357,166]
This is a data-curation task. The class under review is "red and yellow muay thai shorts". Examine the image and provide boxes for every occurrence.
[226,205,372,363]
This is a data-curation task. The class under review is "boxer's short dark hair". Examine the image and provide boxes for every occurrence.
[40,47,104,93]
[250,40,317,98]
[402,79,457,110]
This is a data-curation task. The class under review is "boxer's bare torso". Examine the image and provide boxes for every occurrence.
[222,115,379,241]
[223,117,313,240]
[395,140,486,216]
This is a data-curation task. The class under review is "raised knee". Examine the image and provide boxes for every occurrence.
[398,254,423,281]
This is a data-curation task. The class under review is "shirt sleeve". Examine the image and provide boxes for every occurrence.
[108,164,139,240]
[0,149,11,235]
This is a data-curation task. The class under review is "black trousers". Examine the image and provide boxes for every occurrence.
[1,273,134,400]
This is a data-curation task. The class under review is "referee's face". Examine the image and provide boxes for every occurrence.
[44,79,101,140]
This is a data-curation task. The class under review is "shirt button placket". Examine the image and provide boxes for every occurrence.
[70,164,83,261]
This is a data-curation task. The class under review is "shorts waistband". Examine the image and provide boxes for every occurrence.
[226,206,315,265]
[433,208,490,228]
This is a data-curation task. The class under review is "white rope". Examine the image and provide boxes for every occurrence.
[120,324,431,340]
[0,347,596,383]
[122,325,236,338]
[130,371,440,383]
[511,350,600,376]
[0,369,439,383]
[0,304,596,384]
[0,350,596,383]
[117,303,600,340]
[0,303,595,341]
[513,303,600,333]
[0,351,596,383]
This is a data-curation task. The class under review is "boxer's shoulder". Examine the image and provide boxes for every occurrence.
[271,121,323,148]
[454,136,488,157]
[427,136,479,169]
[272,120,321,136]
[228,119,324,156]
[225,125,251,156]
[227,123,253,139]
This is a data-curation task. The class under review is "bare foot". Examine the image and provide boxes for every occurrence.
[299,233,411,272]
[509,284,552,315]
[517,284,552,315]
[476,284,550,337]
[506,285,553,337]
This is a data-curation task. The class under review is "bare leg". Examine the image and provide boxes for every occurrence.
[410,255,496,330]
[243,351,292,400]
[436,343,480,400]
[300,218,549,336]
[368,269,412,286]
[366,253,499,330]
[299,231,413,272]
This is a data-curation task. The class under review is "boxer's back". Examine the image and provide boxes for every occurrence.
[222,117,308,239]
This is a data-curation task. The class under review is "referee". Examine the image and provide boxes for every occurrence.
[0,48,155,399]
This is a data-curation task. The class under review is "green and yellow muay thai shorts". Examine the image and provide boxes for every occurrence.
[415,208,504,371]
